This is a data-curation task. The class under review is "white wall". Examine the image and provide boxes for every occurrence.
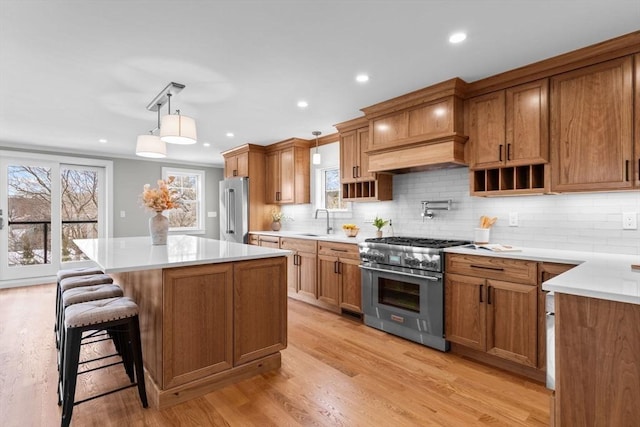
[280,166,640,255]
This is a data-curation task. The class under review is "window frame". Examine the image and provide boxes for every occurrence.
[314,166,349,212]
[162,167,205,234]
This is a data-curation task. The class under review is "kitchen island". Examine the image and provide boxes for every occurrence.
[74,235,290,408]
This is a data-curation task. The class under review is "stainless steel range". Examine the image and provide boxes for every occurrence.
[359,236,470,351]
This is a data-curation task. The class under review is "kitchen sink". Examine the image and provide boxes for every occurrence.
[297,233,321,237]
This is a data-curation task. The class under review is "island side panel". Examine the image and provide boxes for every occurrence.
[162,264,234,389]
[556,293,640,426]
[111,269,163,386]
[233,256,288,365]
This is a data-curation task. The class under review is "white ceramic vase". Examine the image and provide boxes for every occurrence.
[149,211,169,245]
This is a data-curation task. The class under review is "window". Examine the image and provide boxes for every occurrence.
[162,167,205,233]
[317,167,347,210]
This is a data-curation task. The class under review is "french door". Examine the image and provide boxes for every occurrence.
[0,156,106,281]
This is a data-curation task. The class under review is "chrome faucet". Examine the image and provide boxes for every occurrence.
[315,209,333,234]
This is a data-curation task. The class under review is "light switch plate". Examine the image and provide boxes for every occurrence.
[207,211,217,218]
[508,212,518,227]
[120,210,126,218]
[622,212,637,229]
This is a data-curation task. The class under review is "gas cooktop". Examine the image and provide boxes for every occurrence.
[363,237,471,249]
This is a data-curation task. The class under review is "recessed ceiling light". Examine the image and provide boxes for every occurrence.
[356,74,369,83]
[98,138,108,143]
[297,100,308,108]
[226,132,234,138]
[449,32,467,44]
[203,142,211,147]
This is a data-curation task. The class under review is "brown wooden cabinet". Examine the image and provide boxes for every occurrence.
[468,79,549,196]
[265,139,310,204]
[335,117,393,202]
[221,144,271,231]
[446,254,540,370]
[280,237,317,300]
[550,56,634,192]
[317,241,362,314]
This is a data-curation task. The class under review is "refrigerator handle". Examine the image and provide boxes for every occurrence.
[226,188,235,234]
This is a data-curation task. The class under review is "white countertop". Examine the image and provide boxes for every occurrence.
[445,246,640,305]
[74,235,291,273]
[250,230,365,244]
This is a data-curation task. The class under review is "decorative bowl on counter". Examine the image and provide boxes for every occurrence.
[342,224,360,237]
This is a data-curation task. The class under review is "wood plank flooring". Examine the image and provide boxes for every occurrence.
[0,283,550,426]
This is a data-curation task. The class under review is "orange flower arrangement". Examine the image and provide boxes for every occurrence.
[141,176,183,212]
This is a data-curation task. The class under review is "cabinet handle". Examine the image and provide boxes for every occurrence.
[352,166,357,179]
[507,143,512,161]
[276,191,280,201]
[233,170,238,177]
[479,284,483,303]
[499,145,503,162]
[330,248,349,252]
[470,264,504,271]
[625,160,630,181]
[295,254,300,266]
[487,285,492,305]
[334,260,339,274]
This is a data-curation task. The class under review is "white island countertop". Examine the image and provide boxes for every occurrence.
[75,235,291,273]
[445,246,640,305]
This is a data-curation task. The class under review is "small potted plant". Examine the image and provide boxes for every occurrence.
[373,216,388,238]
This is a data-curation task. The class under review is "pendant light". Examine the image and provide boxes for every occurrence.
[136,103,167,158]
[312,131,322,165]
[160,93,197,145]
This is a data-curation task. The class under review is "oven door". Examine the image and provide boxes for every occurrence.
[361,265,447,350]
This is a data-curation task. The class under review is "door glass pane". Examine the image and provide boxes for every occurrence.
[61,167,98,262]
[7,165,52,266]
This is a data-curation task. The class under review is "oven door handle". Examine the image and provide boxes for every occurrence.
[360,265,440,281]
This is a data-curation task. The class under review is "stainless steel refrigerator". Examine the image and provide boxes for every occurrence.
[219,177,249,244]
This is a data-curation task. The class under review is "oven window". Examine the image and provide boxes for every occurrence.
[378,278,420,313]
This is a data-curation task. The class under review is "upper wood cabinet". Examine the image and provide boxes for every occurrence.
[340,127,374,183]
[265,138,310,204]
[550,56,634,192]
[468,79,549,169]
[224,151,249,178]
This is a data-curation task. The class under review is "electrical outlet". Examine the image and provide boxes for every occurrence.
[207,211,217,218]
[120,210,126,218]
[508,212,518,227]
[622,212,637,230]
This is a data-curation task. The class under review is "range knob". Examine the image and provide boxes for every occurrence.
[405,257,420,267]
[421,260,438,270]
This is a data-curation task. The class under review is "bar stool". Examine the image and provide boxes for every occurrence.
[55,267,104,331]
[56,274,113,347]
[57,283,125,384]
[60,297,148,427]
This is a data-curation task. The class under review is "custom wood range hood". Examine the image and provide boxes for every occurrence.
[361,78,469,174]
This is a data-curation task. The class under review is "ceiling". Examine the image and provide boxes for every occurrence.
[1,1,638,167]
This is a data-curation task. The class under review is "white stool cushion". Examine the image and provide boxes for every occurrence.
[60,274,113,292]
[62,284,123,308]
[57,267,104,282]
[65,297,138,328]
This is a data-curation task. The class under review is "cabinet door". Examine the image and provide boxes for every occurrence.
[551,56,634,192]
[278,147,295,203]
[445,273,486,351]
[265,151,279,203]
[340,130,358,183]
[233,257,287,365]
[505,79,549,165]
[297,251,317,299]
[163,264,234,388]
[486,279,538,367]
[339,257,362,313]
[236,152,249,177]
[317,255,340,308]
[469,91,506,169]
[286,252,298,294]
[357,127,375,181]
[224,155,237,178]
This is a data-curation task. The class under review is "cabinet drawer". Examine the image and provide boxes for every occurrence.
[248,234,259,246]
[280,237,317,254]
[446,254,537,285]
[318,241,359,260]
[257,235,280,248]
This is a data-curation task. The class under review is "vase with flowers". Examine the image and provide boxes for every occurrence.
[141,176,183,245]
[270,209,285,231]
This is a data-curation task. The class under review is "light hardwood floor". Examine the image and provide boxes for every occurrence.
[0,283,550,426]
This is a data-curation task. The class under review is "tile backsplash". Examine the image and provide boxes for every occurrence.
[280,167,640,255]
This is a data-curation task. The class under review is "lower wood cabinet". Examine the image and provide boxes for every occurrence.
[318,241,362,314]
[280,237,317,300]
[445,254,540,375]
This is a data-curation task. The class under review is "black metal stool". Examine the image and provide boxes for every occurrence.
[60,297,148,427]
